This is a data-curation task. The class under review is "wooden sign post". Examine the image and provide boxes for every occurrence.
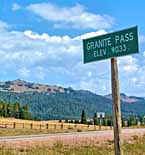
[82,26,139,155]
[111,58,122,155]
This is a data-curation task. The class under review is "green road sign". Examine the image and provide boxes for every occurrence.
[83,26,139,63]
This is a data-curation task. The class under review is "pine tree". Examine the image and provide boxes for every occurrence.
[0,101,4,116]
[19,106,25,119]
[2,103,7,117]
[13,102,20,118]
[93,112,98,125]
[7,103,13,117]
[19,105,31,120]
[23,105,31,120]
[127,115,137,126]
[81,110,87,124]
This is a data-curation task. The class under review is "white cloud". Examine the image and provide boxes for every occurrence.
[72,78,110,95]
[27,3,115,29]
[34,66,46,80]
[24,30,71,44]
[0,20,145,96]
[116,55,145,96]
[118,56,138,73]
[0,21,8,29]
[12,3,21,11]
[87,71,92,77]
[130,76,145,86]
[118,56,137,66]
[139,35,145,44]
[0,21,111,94]
[18,67,31,78]
[143,51,145,57]
[79,80,97,92]
[76,30,107,40]
[131,77,137,83]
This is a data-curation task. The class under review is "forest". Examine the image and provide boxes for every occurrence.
[0,100,31,120]
[0,90,145,120]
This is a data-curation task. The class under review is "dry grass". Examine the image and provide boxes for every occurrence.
[0,118,111,137]
[0,128,81,137]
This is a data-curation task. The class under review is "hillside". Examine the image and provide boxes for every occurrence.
[105,93,144,103]
[0,90,112,120]
[0,79,65,94]
[0,80,145,120]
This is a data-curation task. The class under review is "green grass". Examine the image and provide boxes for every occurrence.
[1,135,145,155]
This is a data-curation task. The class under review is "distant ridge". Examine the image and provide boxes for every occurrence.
[0,79,65,94]
[0,79,145,120]
[104,93,144,103]
[0,79,144,103]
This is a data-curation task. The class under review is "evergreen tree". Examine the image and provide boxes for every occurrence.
[22,105,31,120]
[127,115,137,126]
[139,116,144,125]
[13,102,20,118]
[7,103,13,117]
[0,101,4,116]
[2,103,7,117]
[0,100,31,120]
[81,110,87,124]
[19,106,25,119]
[93,112,98,125]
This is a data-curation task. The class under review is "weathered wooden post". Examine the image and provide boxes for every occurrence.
[61,123,63,130]
[30,123,33,129]
[111,58,123,155]
[13,122,16,128]
[54,124,56,129]
[46,123,49,130]
[40,124,42,130]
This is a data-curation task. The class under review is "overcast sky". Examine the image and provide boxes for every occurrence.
[0,0,145,96]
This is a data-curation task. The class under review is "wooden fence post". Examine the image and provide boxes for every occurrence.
[30,123,33,129]
[61,123,63,130]
[13,122,16,128]
[46,124,49,130]
[54,124,56,129]
[40,124,42,130]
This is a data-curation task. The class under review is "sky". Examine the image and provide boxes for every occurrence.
[0,0,145,96]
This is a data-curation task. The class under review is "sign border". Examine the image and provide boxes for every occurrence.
[83,26,139,64]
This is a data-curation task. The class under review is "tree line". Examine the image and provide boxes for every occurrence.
[65,110,145,127]
[0,100,31,120]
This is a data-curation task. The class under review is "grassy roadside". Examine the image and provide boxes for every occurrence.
[0,128,84,137]
[0,135,145,155]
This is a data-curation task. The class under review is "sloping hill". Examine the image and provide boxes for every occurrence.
[0,79,65,94]
[0,80,145,120]
[0,90,112,120]
[105,93,144,103]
